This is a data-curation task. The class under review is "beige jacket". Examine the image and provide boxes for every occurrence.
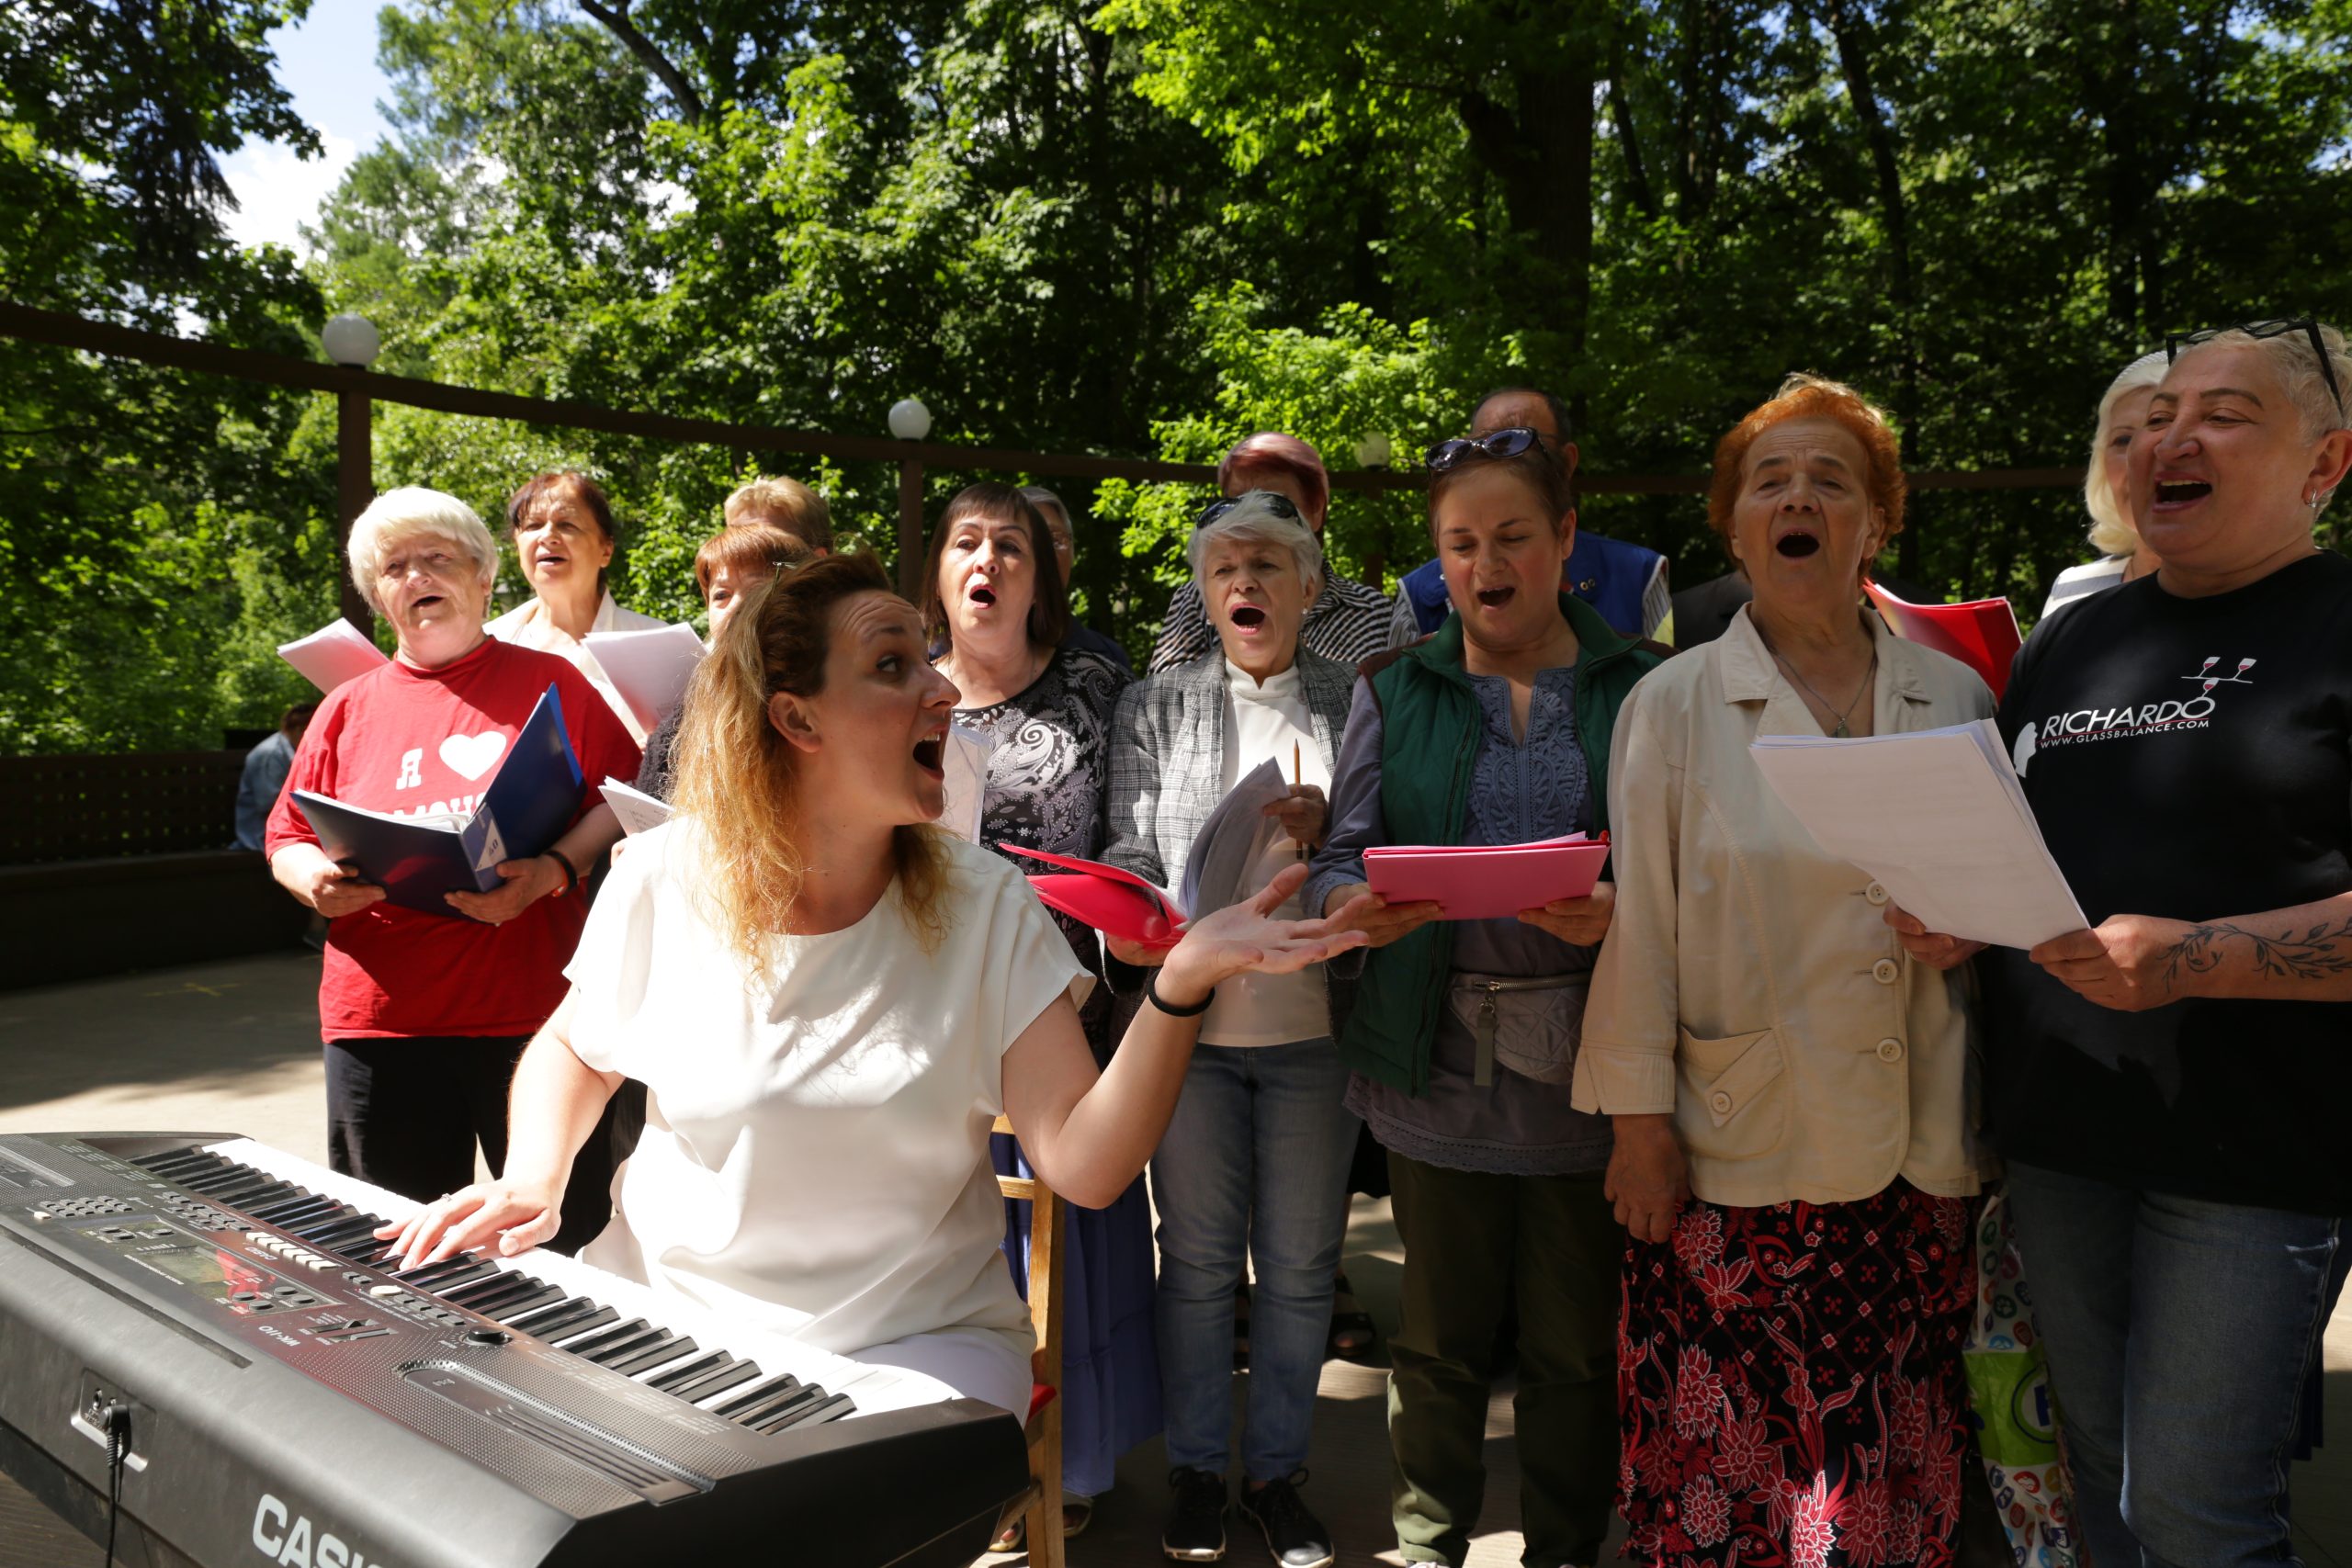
[1573,605,1997,1207]
[485,590,667,746]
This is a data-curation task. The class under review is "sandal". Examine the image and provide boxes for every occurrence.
[1328,1270,1375,1361]
[985,1495,1095,1552]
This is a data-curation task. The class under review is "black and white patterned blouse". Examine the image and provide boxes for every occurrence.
[953,645,1132,1053]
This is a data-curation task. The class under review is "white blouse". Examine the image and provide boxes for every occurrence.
[563,825,1091,1415]
[485,590,666,744]
[1199,659,1334,1048]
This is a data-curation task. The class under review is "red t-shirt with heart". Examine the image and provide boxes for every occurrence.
[265,637,642,1041]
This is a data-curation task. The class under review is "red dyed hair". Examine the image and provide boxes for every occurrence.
[1707,374,1906,560]
[1217,432,1329,525]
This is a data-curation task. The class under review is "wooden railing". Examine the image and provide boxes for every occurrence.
[0,751,245,864]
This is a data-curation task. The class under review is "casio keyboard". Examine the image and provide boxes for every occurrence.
[0,1131,1027,1567]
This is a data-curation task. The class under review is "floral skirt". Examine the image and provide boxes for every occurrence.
[1618,1183,1976,1567]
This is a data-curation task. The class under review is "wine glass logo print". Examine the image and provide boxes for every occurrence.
[2182,656,2256,695]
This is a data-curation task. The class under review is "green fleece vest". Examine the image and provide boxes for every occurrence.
[1336,594,1666,1095]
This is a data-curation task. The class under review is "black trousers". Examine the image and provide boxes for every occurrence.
[323,1035,616,1256]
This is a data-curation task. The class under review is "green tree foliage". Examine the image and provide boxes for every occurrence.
[6,0,2352,750]
[0,0,333,753]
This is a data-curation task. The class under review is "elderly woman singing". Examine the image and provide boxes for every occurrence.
[1898,321,2352,1568]
[265,487,640,1250]
[1103,491,1358,1565]
[1577,376,1995,1567]
[381,551,1366,1427]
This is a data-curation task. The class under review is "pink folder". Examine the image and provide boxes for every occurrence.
[1864,581,2024,701]
[1363,833,1610,921]
[997,843,1184,949]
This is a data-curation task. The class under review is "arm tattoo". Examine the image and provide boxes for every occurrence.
[2160,918,2352,985]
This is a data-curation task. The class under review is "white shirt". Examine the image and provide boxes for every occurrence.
[2040,556,2131,620]
[1199,659,1333,1047]
[563,826,1091,1413]
[485,590,666,744]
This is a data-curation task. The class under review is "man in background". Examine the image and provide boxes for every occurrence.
[233,701,314,852]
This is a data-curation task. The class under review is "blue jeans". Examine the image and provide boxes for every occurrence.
[2005,1160,2342,1568]
[1151,1037,1357,1482]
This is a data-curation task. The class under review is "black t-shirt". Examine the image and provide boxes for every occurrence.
[1988,550,2352,1214]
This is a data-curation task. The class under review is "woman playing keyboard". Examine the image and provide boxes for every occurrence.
[380,550,1367,1418]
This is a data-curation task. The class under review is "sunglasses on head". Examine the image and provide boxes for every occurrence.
[1423,426,1545,472]
[1195,491,1304,530]
[2166,318,2346,418]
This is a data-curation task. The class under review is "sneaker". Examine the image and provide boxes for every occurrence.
[1164,1468,1229,1562]
[1236,1472,1334,1568]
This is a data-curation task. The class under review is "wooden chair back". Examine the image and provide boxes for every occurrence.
[991,1114,1066,1568]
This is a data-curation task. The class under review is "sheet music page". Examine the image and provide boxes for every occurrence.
[937,725,995,843]
[581,622,705,731]
[277,617,388,694]
[1748,718,2087,949]
[599,777,675,836]
[1178,758,1289,918]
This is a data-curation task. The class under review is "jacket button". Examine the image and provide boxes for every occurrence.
[1871,957,1901,984]
[1877,1037,1905,1062]
[1709,1090,1734,1114]
[1865,882,1890,905]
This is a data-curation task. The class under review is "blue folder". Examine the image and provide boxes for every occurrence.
[292,683,584,921]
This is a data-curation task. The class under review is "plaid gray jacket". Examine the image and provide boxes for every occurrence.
[1103,647,1358,895]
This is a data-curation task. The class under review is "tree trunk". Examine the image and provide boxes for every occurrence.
[1821,0,1922,577]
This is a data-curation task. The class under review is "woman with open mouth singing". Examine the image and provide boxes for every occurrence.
[1308,427,1668,1568]
[922,482,1155,1550]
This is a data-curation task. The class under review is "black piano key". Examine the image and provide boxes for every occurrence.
[146,1155,233,1182]
[133,1149,220,1175]
[562,1319,652,1359]
[323,1226,396,1260]
[297,1213,378,1244]
[245,1192,332,1223]
[187,1172,282,1203]
[721,1380,816,1428]
[399,1258,494,1289]
[580,1327,670,1366]
[671,1359,764,1404]
[606,1335,696,1377]
[449,1275,547,1314]
[643,1350,729,1393]
[215,1181,298,1212]
[253,1199,345,1230]
[509,1296,599,1335]
[534,1304,620,1344]
[483,1284,568,1323]
[754,1391,855,1433]
[714,1375,801,1419]
[442,1271,541,1307]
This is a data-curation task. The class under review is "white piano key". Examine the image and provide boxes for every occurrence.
[205,1139,953,1417]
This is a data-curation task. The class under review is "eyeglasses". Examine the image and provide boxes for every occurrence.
[1423,426,1545,472]
[2166,318,2345,418]
[1195,491,1304,529]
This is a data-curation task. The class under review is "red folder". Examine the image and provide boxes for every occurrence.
[1864,581,2024,700]
[997,843,1184,949]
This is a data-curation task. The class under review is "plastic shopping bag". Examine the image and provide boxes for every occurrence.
[1962,1191,2080,1567]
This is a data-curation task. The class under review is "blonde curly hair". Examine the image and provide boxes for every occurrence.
[671,551,953,971]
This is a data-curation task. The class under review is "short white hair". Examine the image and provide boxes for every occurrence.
[2168,322,2352,515]
[1186,493,1325,600]
[2085,351,2169,558]
[346,486,500,617]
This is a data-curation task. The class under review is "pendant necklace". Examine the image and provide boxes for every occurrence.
[1762,635,1877,739]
